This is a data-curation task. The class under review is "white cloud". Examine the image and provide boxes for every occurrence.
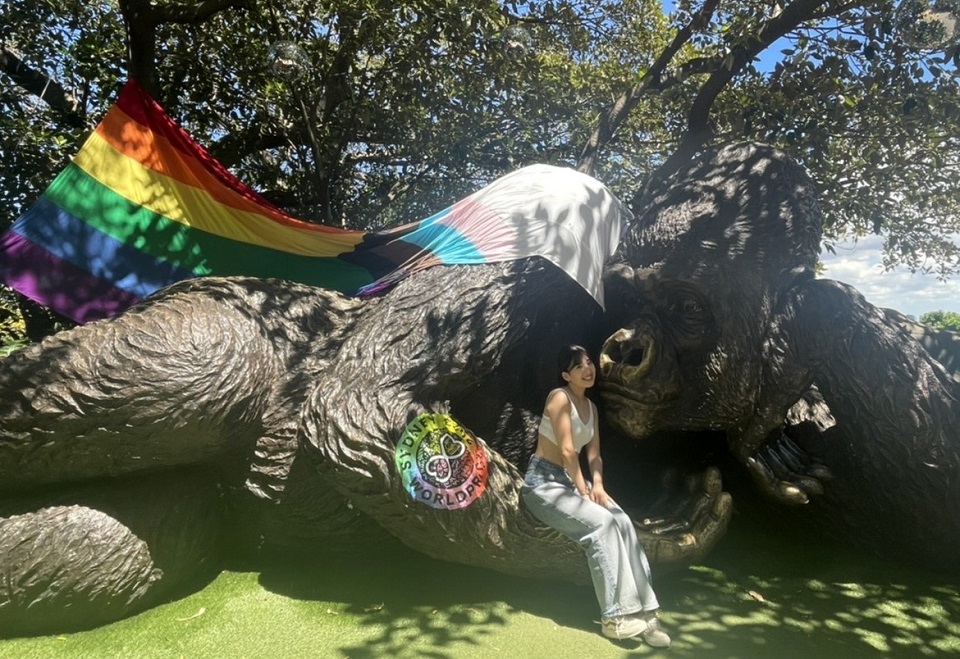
[819,235,960,318]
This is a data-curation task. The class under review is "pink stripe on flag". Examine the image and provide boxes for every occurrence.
[0,231,142,323]
[436,198,520,260]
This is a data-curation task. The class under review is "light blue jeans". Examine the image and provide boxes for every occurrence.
[521,455,659,620]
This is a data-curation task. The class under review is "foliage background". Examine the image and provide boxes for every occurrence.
[1,0,959,276]
[920,309,960,330]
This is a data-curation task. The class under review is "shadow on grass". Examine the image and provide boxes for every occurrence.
[1,513,956,658]
[250,524,598,658]
[661,516,960,658]
[246,514,960,658]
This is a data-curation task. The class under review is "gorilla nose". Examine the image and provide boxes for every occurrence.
[599,328,656,377]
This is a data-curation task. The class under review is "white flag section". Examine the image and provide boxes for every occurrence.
[404,164,630,309]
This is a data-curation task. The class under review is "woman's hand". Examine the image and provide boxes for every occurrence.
[589,483,610,507]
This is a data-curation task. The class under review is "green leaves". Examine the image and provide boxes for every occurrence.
[919,310,960,330]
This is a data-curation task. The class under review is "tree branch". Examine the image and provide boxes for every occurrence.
[0,47,86,128]
[643,0,832,202]
[152,0,252,24]
[807,1,866,21]
[577,0,720,175]
[210,130,292,167]
[654,57,715,90]
[118,0,159,96]
[118,0,251,98]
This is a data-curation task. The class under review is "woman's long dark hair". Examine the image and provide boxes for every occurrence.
[557,344,590,386]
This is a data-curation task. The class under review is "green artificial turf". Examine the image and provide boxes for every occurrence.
[3,516,958,659]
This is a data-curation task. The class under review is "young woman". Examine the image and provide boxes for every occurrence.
[521,345,671,646]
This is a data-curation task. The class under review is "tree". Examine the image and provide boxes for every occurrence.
[1,0,958,273]
[920,309,960,330]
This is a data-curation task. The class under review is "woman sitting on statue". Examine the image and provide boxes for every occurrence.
[521,344,671,647]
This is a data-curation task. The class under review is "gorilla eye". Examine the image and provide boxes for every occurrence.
[681,299,703,316]
[668,297,703,318]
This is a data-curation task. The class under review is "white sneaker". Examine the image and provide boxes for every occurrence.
[641,614,672,648]
[601,615,647,640]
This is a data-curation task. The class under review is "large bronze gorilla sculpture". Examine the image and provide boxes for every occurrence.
[1,143,957,636]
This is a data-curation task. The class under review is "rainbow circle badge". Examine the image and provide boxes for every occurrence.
[395,413,489,510]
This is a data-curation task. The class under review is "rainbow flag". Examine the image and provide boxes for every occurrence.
[0,79,626,324]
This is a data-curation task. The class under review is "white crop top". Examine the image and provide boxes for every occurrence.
[538,389,595,452]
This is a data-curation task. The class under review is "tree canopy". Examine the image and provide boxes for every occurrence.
[1,0,958,275]
[920,309,960,330]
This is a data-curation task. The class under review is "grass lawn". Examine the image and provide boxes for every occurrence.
[2,515,958,659]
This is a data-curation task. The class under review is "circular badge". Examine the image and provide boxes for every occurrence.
[395,413,488,510]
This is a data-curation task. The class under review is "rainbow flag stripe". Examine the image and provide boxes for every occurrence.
[1,79,626,323]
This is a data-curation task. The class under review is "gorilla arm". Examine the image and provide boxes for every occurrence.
[0,279,290,490]
[729,278,958,509]
[0,277,360,635]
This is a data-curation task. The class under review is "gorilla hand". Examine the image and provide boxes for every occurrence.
[633,466,732,566]
[746,430,833,505]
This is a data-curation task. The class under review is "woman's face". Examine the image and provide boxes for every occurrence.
[563,354,596,389]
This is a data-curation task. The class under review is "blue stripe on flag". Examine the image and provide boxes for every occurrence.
[11,197,194,298]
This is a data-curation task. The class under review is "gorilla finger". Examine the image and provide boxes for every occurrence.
[645,492,692,522]
[794,475,824,496]
[643,470,683,513]
[748,455,807,504]
[638,517,690,535]
[775,435,808,472]
[656,533,698,564]
[746,455,776,489]
[779,435,820,473]
[679,488,714,526]
[698,466,723,496]
[766,449,818,498]
[807,463,834,481]
[776,480,809,504]
[760,450,809,502]
[767,445,825,495]
[762,446,799,482]
[688,492,732,555]
[780,436,834,480]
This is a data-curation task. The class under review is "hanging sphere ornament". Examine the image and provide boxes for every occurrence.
[501,25,534,60]
[267,41,310,81]
[894,0,960,50]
